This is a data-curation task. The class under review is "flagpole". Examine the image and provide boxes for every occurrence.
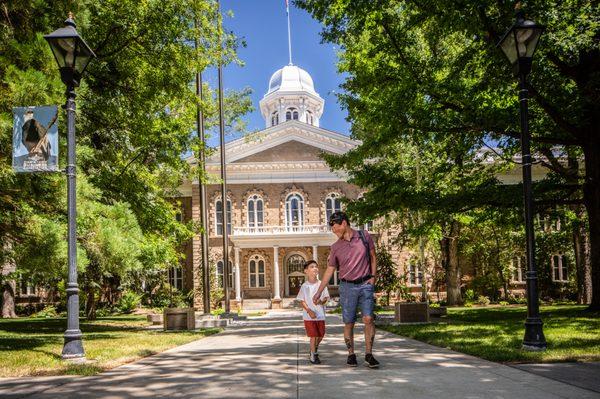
[286,1,292,65]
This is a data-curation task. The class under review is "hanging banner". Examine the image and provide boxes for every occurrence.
[12,106,59,173]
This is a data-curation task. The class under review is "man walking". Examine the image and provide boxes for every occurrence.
[313,211,380,368]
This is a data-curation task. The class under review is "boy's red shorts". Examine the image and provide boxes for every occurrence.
[304,320,326,337]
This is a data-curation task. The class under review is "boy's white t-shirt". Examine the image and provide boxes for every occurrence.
[296,280,330,321]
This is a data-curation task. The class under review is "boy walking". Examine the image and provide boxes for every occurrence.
[297,260,330,364]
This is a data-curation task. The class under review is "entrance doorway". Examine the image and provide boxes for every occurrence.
[286,254,305,296]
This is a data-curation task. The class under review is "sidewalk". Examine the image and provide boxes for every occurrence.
[0,311,597,399]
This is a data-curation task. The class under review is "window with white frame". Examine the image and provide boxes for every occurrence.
[306,110,313,125]
[249,255,266,288]
[285,193,304,228]
[551,254,569,282]
[362,221,374,231]
[215,198,232,235]
[511,256,526,283]
[287,254,305,274]
[325,192,342,223]
[19,278,35,296]
[286,107,298,121]
[271,111,279,126]
[169,267,183,290]
[216,260,234,288]
[408,259,422,286]
[247,194,264,229]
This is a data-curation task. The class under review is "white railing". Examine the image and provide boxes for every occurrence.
[233,225,331,236]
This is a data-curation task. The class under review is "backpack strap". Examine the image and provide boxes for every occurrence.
[357,230,371,269]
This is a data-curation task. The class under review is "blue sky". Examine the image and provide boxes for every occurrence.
[203,0,350,146]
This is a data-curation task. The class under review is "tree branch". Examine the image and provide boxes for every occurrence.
[525,82,581,140]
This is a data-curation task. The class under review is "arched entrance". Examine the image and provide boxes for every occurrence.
[286,253,305,296]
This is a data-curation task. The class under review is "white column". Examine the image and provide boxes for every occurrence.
[234,247,241,301]
[312,244,318,263]
[273,245,281,300]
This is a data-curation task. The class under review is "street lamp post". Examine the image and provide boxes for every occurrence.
[44,13,95,360]
[497,7,547,351]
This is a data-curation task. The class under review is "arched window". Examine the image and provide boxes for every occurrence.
[287,254,305,275]
[408,258,423,286]
[247,194,264,229]
[325,192,342,222]
[286,107,298,121]
[215,198,232,235]
[216,260,233,288]
[285,193,304,228]
[271,111,279,126]
[249,255,266,288]
[306,110,313,125]
[551,254,568,282]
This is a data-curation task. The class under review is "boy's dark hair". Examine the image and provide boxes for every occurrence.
[328,211,349,226]
[303,260,317,270]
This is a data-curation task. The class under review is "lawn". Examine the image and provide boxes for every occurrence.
[379,305,600,363]
[0,315,220,377]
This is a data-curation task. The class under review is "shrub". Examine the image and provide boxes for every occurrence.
[429,302,441,308]
[463,302,473,307]
[33,305,58,318]
[117,291,141,313]
[477,296,491,306]
[499,301,509,306]
[465,289,476,302]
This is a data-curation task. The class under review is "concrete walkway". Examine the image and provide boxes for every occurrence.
[1,311,598,399]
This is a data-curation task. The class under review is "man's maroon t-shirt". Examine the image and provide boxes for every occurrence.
[328,229,374,281]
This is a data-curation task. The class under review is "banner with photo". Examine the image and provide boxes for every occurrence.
[12,106,59,173]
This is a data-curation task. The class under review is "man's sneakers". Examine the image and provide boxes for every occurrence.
[309,352,321,365]
[346,353,358,367]
[364,353,380,368]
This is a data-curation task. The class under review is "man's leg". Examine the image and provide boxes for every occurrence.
[363,315,375,353]
[344,322,355,354]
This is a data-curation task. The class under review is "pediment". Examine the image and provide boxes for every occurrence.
[232,140,329,163]
[205,121,358,164]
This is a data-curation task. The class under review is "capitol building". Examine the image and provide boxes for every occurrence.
[176,64,385,309]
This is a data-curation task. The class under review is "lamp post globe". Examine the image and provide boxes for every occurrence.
[497,6,547,351]
[44,13,95,360]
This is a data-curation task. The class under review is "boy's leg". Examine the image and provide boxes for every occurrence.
[315,336,323,352]
[310,337,317,353]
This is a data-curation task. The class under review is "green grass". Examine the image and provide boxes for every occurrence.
[379,305,600,363]
[0,315,221,377]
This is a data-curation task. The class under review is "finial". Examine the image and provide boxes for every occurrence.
[65,11,76,28]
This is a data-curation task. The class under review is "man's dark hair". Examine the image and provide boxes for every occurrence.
[303,260,317,270]
[329,211,349,226]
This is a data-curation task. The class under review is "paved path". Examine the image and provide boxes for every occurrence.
[1,311,598,399]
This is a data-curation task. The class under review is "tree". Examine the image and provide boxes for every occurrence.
[375,245,399,306]
[296,0,600,309]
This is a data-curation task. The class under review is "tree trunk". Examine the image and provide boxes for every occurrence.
[86,287,96,320]
[583,136,600,310]
[1,240,17,318]
[442,220,462,306]
[572,205,592,304]
[1,280,17,318]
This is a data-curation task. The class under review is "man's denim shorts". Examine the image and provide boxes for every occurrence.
[339,281,375,324]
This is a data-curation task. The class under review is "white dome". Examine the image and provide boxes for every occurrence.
[267,65,316,95]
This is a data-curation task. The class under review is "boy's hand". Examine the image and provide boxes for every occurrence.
[307,309,317,319]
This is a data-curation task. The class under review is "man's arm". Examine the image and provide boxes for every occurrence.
[313,265,336,304]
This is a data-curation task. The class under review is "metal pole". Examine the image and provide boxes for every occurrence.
[62,85,85,360]
[217,0,230,314]
[194,20,211,314]
[519,72,547,350]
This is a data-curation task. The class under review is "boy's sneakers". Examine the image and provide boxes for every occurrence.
[346,353,358,367]
[309,352,321,365]
[364,353,380,368]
